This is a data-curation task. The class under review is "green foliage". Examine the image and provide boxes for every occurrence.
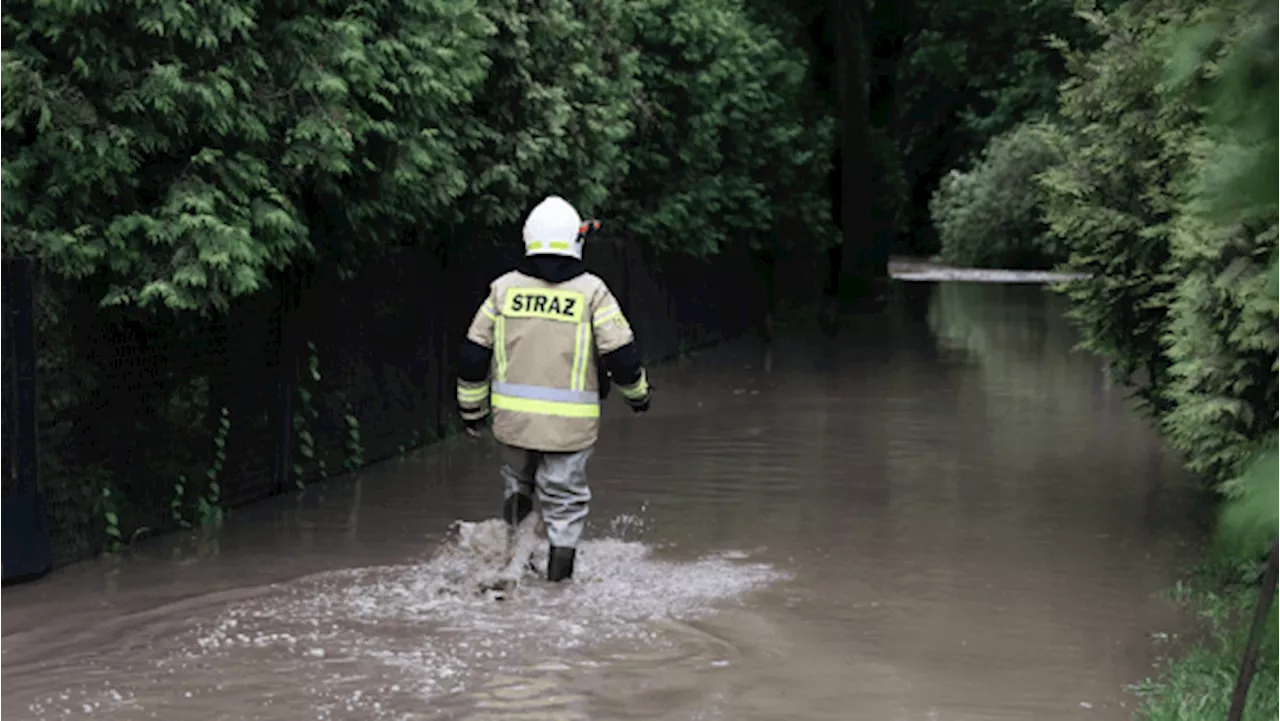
[1037,0,1208,413]
[1160,218,1278,483]
[1043,2,1277,715]
[1040,0,1277,485]
[888,0,1113,252]
[2,0,836,313]
[452,0,639,228]
[614,0,834,254]
[1217,449,1279,560]
[930,120,1068,269]
[2,0,496,314]
[1163,0,1278,613]
[1158,0,1279,487]
[1165,0,1278,228]
[905,0,1103,141]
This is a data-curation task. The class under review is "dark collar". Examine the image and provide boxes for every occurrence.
[517,255,586,283]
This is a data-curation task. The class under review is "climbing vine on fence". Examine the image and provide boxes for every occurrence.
[169,406,232,531]
[293,341,324,488]
[343,402,364,473]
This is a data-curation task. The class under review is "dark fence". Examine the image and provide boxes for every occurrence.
[0,262,12,504]
[3,238,827,567]
[3,258,54,580]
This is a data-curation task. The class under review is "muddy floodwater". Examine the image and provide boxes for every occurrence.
[3,282,1206,721]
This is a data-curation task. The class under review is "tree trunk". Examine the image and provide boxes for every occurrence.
[869,0,912,251]
[868,0,910,131]
[830,0,885,301]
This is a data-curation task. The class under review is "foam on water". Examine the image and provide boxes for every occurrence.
[26,516,786,720]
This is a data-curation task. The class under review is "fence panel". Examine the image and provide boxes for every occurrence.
[5,239,827,566]
[2,258,54,579]
[1,262,13,504]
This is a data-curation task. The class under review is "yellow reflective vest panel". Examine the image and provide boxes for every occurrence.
[460,270,636,452]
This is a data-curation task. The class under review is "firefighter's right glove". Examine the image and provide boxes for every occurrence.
[461,409,488,438]
[626,390,651,415]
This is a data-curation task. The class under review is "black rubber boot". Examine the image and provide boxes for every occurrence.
[503,493,534,526]
[547,546,576,583]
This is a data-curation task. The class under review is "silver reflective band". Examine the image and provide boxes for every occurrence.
[491,381,599,405]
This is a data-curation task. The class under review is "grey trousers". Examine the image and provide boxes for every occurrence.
[500,444,594,549]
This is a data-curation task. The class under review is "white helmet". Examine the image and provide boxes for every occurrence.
[522,195,584,260]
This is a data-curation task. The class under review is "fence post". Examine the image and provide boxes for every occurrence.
[1227,540,1279,721]
[273,279,296,494]
[435,237,452,441]
[13,260,40,497]
[620,237,632,317]
[2,258,54,582]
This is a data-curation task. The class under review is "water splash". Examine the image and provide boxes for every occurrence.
[28,515,786,720]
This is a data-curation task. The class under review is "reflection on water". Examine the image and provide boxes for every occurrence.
[3,282,1204,721]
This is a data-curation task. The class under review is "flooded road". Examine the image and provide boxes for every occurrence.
[3,282,1206,720]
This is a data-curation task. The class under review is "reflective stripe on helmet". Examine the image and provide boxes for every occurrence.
[525,239,578,254]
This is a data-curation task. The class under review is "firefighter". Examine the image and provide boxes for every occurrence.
[455,195,652,582]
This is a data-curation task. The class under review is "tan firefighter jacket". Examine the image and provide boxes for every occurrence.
[456,270,647,452]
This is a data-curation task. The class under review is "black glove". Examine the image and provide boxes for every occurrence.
[626,390,651,414]
[596,354,612,402]
[462,412,488,436]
